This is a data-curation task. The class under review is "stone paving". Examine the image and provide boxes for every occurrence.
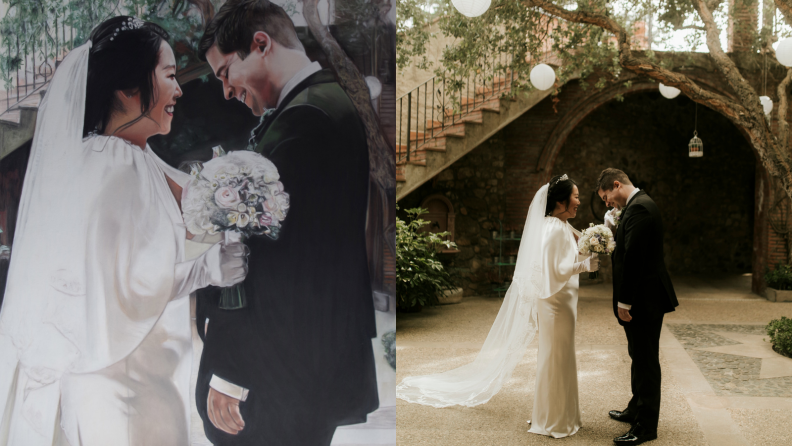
[397,274,792,446]
[667,324,792,397]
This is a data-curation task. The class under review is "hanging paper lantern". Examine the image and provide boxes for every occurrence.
[451,0,492,17]
[777,38,792,67]
[760,95,773,116]
[659,83,681,99]
[530,64,556,91]
[688,131,703,158]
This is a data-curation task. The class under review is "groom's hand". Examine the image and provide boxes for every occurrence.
[208,387,245,435]
[618,307,632,322]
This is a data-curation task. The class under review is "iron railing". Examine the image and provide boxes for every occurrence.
[397,53,516,164]
[1,14,78,119]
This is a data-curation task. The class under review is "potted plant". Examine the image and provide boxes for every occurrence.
[397,207,458,312]
[763,263,792,302]
[766,317,792,358]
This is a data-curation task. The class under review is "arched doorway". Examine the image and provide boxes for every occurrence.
[551,91,758,286]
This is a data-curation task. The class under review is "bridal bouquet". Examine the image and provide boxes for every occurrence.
[577,223,615,279]
[182,147,290,309]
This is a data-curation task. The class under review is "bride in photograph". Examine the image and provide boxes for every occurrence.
[0,16,247,446]
[397,174,598,438]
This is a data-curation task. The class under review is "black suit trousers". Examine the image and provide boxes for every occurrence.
[624,314,664,433]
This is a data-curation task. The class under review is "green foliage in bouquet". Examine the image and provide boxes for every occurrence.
[381,330,395,370]
[397,206,457,311]
[766,316,792,359]
[764,263,792,290]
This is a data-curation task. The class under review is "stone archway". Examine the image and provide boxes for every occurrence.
[547,89,765,292]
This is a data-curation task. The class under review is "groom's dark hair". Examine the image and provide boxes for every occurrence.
[198,0,304,61]
[597,168,632,191]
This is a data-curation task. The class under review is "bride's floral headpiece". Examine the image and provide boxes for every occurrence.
[110,18,145,41]
[550,174,569,188]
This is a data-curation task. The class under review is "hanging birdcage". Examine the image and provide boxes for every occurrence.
[689,131,703,158]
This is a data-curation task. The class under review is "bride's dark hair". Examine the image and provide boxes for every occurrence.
[545,175,577,216]
[82,16,170,137]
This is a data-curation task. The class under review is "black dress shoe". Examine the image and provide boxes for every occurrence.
[608,408,637,423]
[613,423,658,445]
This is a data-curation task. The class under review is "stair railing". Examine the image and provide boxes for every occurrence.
[1,8,77,120]
[397,52,516,164]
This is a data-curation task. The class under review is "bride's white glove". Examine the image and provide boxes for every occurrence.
[172,239,249,298]
[572,253,599,274]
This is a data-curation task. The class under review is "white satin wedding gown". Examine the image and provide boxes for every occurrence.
[0,44,211,446]
[396,185,589,439]
[528,216,583,438]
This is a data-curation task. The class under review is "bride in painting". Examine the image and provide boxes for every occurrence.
[0,16,247,445]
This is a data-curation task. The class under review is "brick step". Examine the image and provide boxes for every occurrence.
[396,165,406,182]
[426,110,484,129]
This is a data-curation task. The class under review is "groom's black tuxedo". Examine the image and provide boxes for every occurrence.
[612,190,678,324]
[195,70,379,445]
[611,190,678,434]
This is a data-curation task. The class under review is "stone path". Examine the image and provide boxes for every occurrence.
[397,274,792,446]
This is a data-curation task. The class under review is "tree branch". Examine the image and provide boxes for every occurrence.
[778,67,792,153]
[692,0,760,110]
[524,0,748,124]
[775,0,792,27]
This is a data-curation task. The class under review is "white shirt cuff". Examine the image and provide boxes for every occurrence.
[617,302,632,310]
[209,375,249,402]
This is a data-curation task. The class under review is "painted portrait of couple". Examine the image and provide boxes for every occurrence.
[0,0,396,445]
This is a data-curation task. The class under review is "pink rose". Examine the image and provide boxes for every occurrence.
[214,186,241,209]
[263,198,278,212]
[259,214,273,226]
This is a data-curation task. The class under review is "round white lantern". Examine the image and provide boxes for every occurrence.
[777,38,792,67]
[530,64,556,91]
[760,95,773,115]
[451,0,491,17]
[659,83,681,99]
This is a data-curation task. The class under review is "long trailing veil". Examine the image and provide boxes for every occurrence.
[0,40,185,438]
[396,183,577,407]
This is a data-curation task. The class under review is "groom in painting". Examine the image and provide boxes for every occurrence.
[194,0,379,444]
[597,168,678,445]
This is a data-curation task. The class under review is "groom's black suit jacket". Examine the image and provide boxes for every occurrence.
[612,191,678,326]
[195,70,379,444]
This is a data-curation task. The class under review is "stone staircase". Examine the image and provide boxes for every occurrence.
[0,88,44,162]
[396,79,558,201]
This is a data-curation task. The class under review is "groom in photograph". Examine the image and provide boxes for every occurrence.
[194,0,379,444]
[597,168,678,445]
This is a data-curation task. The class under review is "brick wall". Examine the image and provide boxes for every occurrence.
[398,135,507,295]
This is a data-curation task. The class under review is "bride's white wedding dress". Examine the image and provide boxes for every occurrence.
[396,184,591,439]
[0,43,224,446]
[528,216,583,437]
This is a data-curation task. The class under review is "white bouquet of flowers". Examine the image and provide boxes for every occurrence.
[577,223,616,279]
[182,147,290,309]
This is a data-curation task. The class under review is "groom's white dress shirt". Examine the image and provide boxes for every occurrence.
[615,188,640,311]
[207,61,322,401]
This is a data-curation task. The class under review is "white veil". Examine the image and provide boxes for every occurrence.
[0,41,178,383]
[396,183,575,407]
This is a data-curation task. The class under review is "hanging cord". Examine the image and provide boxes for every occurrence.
[695,101,698,135]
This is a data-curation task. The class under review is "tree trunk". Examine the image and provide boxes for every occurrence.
[302,0,396,301]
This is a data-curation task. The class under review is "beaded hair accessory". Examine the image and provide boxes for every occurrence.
[110,17,145,41]
[551,174,569,188]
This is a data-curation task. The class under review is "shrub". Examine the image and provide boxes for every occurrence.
[397,207,457,311]
[767,317,792,358]
[764,263,792,290]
